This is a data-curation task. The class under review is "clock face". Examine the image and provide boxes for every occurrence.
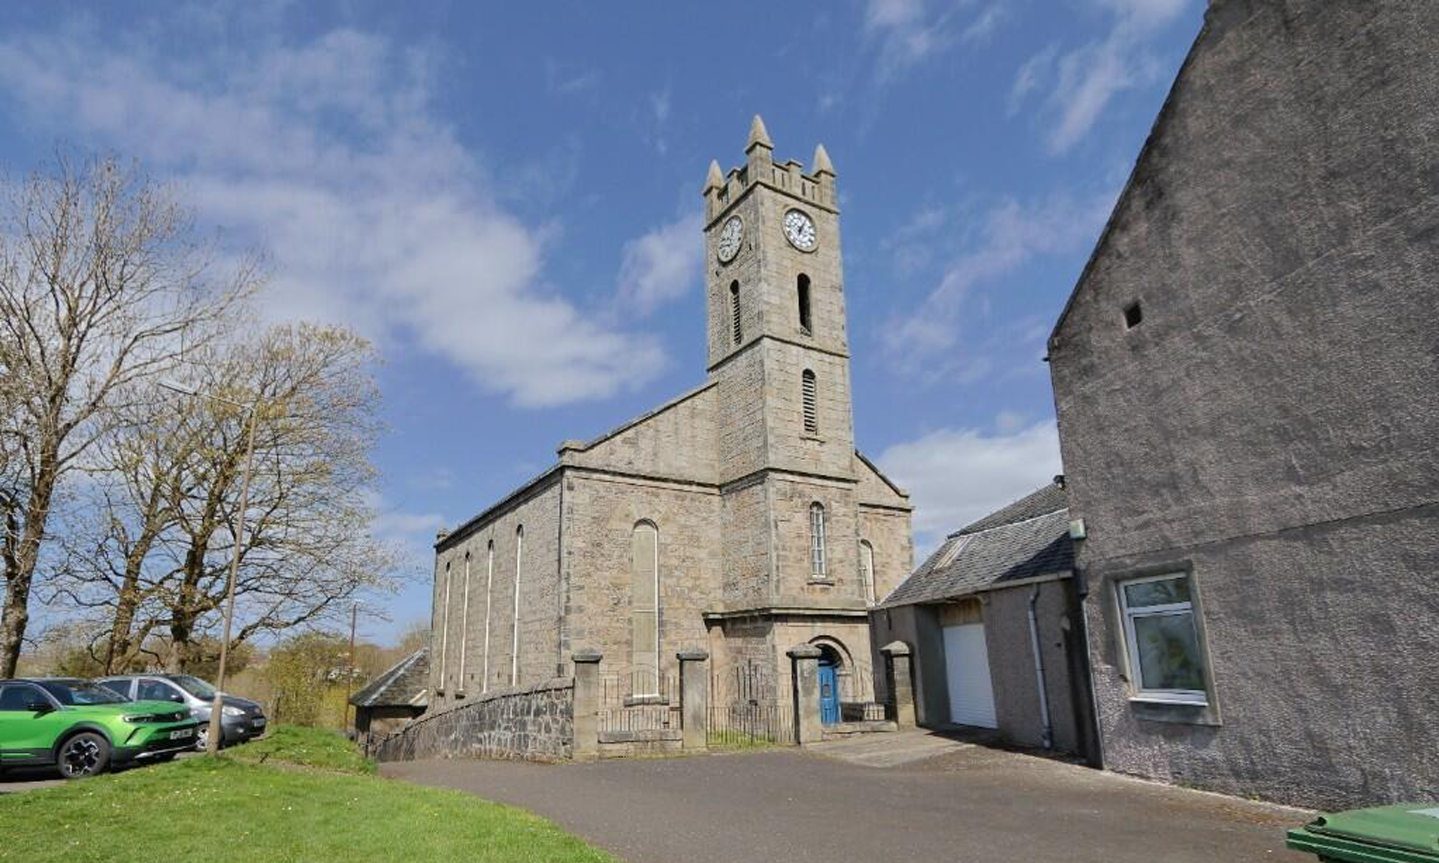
[716,216,743,263]
[783,209,817,252]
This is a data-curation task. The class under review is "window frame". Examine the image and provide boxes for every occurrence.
[809,502,828,580]
[1117,571,1209,706]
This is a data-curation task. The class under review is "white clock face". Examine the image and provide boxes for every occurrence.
[783,209,817,252]
[716,216,743,263]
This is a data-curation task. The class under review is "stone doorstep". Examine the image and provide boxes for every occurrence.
[819,720,899,740]
[598,729,684,744]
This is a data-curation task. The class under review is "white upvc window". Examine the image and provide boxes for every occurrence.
[1118,572,1209,705]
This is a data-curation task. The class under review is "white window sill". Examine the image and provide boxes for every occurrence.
[1128,694,1207,708]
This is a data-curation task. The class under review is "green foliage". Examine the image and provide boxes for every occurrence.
[225,724,374,774]
[0,757,615,863]
[262,631,354,728]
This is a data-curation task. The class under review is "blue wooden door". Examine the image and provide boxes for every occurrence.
[818,662,840,725]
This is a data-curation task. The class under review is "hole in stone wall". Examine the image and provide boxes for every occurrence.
[1123,301,1143,329]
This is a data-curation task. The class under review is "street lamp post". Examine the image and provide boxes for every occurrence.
[160,380,259,756]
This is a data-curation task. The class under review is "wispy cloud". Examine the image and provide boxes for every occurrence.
[885,193,1113,375]
[878,419,1062,555]
[863,0,1005,81]
[1013,0,1191,153]
[0,27,664,408]
[616,211,704,315]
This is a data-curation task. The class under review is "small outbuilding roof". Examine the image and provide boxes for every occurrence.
[349,648,430,709]
[881,482,1074,608]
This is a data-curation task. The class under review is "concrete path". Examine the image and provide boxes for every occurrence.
[806,727,975,767]
[383,742,1313,863]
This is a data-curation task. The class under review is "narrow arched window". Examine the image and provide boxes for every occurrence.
[631,521,660,695]
[860,540,876,605]
[801,369,818,435]
[809,503,827,579]
[482,539,494,692]
[797,273,812,334]
[439,560,452,691]
[730,281,742,345]
[458,551,472,689]
[511,525,523,686]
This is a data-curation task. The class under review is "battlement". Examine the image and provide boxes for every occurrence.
[703,116,837,223]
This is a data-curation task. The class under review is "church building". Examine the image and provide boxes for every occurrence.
[426,118,913,718]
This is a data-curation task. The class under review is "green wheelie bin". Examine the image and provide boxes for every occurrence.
[1287,804,1439,863]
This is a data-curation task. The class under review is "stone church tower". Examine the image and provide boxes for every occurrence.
[426,117,911,718]
[701,117,884,689]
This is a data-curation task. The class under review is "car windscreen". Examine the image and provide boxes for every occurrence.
[39,680,130,705]
[171,675,217,699]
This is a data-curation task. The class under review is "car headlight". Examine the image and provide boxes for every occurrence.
[121,714,148,723]
[222,705,245,717]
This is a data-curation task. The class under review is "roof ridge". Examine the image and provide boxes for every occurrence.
[954,506,1068,538]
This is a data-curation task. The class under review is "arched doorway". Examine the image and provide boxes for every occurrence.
[816,644,842,725]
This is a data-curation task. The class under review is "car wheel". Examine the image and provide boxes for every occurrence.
[58,732,111,779]
[194,725,217,752]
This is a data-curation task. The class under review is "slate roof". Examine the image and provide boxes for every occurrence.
[349,648,429,709]
[881,483,1074,608]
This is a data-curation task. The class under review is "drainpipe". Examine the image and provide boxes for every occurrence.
[1028,584,1054,750]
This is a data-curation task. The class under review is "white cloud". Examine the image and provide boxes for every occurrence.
[0,28,665,408]
[885,193,1113,373]
[878,420,1063,554]
[863,0,1004,81]
[616,211,704,314]
[1014,0,1191,153]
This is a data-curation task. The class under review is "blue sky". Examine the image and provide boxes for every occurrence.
[0,0,1204,645]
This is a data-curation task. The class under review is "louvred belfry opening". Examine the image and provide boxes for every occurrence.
[802,369,818,435]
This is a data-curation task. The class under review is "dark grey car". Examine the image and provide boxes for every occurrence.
[96,674,267,751]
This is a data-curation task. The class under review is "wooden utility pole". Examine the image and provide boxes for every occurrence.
[345,602,358,732]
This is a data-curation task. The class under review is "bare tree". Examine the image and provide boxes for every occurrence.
[110,322,396,671]
[0,154,254,676]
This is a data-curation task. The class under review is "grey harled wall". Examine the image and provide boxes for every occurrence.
[1049,0,1439,808]
[372,678,574,763]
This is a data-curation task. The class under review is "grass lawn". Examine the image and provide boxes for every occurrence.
[0,726,615,863]
[223,723,376,773]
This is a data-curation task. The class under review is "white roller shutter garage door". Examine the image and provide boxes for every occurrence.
[943,621,998,729]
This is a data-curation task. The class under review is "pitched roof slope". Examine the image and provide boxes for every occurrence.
[349,648,429,709]
[882,483,1073,607]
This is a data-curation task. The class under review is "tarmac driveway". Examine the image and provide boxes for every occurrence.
[382,731,1313,863]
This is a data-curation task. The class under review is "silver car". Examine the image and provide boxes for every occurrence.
[96,674,267,751]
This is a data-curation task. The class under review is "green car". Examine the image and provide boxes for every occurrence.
[0,677,200,778]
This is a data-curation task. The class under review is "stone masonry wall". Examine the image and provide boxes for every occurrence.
[432,479,563,711]
[562,471,721,683]
[1048,0,1439,808]
[372,677,573,763]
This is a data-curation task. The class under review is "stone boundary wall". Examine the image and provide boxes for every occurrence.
[371,677,574,763]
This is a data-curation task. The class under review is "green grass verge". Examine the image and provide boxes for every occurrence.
[224,723,375,773]
[0,757,616,863]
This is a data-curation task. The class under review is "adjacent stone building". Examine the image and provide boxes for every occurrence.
[349,648,429,742]
[1048,0,1438,808]
[427,118,913,721]
[874,480,1097,760]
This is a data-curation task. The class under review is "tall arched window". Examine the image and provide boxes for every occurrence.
[439,560,452,691]
[809,503,827,579]
[730,281,742,345]
[458,551,472,689]
[801,369,818,435]
[511,525,523,686]
[631,521,660,694]
[482,539,494,692]
[860,540,876,606]
[797,273,812,334]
